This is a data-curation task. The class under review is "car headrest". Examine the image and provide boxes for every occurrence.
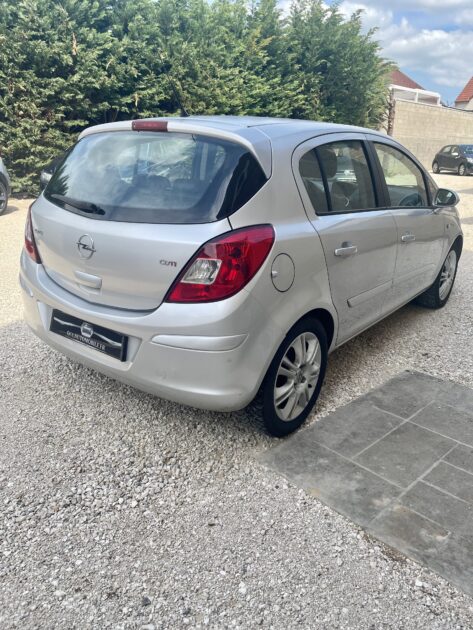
[318,146,338,179]
[299,153,319,179]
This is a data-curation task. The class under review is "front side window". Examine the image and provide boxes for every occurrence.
[374,143,428,208]
[45,131,267,224]
[316,140,377,213]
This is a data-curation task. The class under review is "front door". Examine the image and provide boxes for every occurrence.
[449,146,461,171]
[293,134,398,344]
[438,146,451,170]
[371,140,446,309]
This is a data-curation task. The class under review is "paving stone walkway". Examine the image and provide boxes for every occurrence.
[259,371,473,596]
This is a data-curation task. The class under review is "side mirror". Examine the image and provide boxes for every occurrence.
[435,188,460,207]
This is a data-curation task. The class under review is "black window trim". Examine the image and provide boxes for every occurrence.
[368,139,433,210]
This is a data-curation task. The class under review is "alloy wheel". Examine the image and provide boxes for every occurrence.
[459,164,466,176]
[439,250,457,301]
[274,332,322,422]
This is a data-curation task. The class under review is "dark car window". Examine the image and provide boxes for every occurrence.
[451,146,460,156]
[442,146,452,154]
[299,150,329,215]
[45,131,267,224]
[315,140,377,213]
[374,143,428,208]
[460,144,473,156]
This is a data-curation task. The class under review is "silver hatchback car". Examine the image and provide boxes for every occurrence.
[21,117,462,436]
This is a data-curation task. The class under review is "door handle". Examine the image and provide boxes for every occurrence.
[401,233,416,243]
[334,242,358,257]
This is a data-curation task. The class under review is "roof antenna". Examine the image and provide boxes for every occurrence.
[159,51,190,118]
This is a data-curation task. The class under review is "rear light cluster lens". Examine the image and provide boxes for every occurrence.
[24,206,42,263]
[166,225,275,303]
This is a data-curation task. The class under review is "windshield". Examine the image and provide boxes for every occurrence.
[460,145,473,155]
[45,131,267,224]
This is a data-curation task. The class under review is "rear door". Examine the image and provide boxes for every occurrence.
[369,138,446,309]
[293,133,398,344]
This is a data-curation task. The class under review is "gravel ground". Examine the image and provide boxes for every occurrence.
[1,174,473,629]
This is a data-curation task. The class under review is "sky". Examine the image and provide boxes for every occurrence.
[296,1,473,105]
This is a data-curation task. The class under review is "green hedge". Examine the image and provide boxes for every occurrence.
[0,0,391,194]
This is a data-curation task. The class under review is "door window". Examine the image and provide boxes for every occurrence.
[374,143,428,208]
[316,141,377,213]
[298,150,329,215]
[442,146,452,154]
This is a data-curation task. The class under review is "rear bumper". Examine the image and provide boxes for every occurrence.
[20,252,284,412]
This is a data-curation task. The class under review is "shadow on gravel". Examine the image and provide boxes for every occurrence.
[1,203,20,216]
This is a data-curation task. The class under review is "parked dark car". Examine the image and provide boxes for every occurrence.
[432,144,473,176]
[0,155,11,215]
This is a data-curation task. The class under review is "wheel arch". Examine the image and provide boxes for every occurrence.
[453,234,463,258]
[291,307,336,350]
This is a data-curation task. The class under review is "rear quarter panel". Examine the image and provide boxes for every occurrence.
[228,135,338,351]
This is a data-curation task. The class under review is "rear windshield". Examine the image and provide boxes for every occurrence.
[45,131,267,223]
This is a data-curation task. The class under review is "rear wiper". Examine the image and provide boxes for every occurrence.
[50,194,106,216]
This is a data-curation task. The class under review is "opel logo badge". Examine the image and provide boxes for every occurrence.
[80,322,94,339]
[77,234,96,259]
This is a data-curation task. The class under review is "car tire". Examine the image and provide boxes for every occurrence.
[0,179,8,216]
[251,318,328,437]
[432,161,440,174]
[458,163,467,176]
[414,245,459,309]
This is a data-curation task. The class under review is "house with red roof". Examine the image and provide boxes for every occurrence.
[455,77,473,110]
[389,69,441,106]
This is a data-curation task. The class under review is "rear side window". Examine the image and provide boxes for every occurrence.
[45,131,267,224]
[374,143,428,207]
[299,150,329,215]
[315,140,377,213]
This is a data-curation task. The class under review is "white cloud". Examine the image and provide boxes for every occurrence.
[338,1,473,99]
[349,0,472,10]
[339,2,393,30]
[455,9,473,25]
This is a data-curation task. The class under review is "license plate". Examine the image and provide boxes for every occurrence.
[50,309,128,361]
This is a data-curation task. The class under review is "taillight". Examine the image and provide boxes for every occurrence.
[24,206,42,264]
[166,225,275,303]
